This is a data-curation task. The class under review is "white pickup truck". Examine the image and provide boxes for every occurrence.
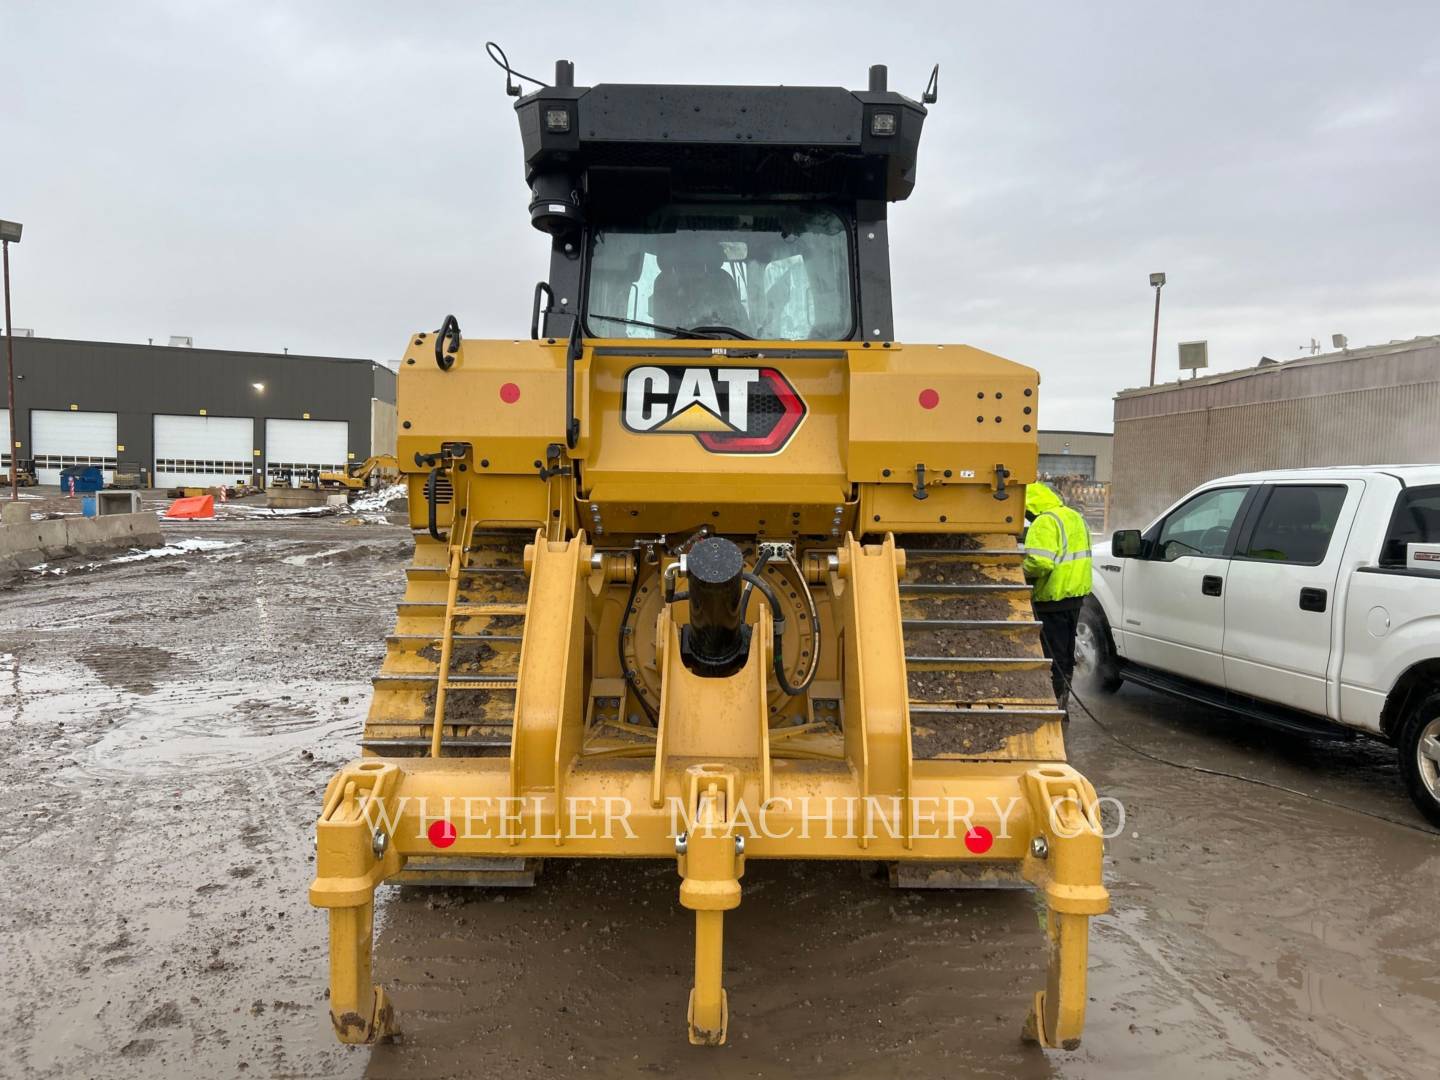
[1079,466,1440,825]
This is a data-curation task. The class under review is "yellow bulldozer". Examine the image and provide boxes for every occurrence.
[310,54,1107,1051]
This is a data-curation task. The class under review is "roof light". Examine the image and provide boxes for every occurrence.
[870,111,897,136]
[545,108,571,133]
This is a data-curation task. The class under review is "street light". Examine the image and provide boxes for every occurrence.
[1,219,23,501]
[1148,271,1166,387]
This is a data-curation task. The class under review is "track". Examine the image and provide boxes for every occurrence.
[361,528,530,756]
[362,529,1066,765]
[898,534,1066,760]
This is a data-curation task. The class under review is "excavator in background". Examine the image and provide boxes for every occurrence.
[310,54,1108,1051]
[316,454,400,493]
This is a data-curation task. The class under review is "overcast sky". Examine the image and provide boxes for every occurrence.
[4,1,1437,429]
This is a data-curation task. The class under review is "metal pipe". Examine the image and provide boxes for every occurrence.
[1148,281,1163,387]
[3,240,15,500]
[868,64,887,92]
[555,60,575,88]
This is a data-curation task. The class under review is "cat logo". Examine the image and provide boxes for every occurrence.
[621,364,806,454]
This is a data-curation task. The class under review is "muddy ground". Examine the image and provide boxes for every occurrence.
[1,501,1437,1079]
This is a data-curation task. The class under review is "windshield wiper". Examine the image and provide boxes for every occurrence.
[589,313,752,340]
[686,323,754,340]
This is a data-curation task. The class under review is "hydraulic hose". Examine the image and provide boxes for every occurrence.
[739,549,770,614]
[425,466,446,541]
[781,549,821,688]
[741,570,815,696]
[619,560,659,724]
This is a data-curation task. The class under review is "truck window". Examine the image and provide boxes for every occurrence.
[1380,485,1440,567]
[1239,485,1347,565]
[1156,486,1248,559]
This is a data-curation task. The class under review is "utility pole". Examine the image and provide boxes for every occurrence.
[1148,272,1166,387]
[1,220,23,501]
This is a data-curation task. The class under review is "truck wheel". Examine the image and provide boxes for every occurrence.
[1398,691,1440,829]
[1075,605,1123,693]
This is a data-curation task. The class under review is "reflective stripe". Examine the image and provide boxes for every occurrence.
[1059,548,1092,563]
[1037,511,1068,558]
[1025,547,1060,561]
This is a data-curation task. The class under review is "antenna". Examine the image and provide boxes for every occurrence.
[921,64,939,104]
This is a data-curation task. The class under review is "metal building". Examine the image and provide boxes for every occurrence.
[1037,429,1113,482]
[1111,335,1440,529]
[2,337,397,486]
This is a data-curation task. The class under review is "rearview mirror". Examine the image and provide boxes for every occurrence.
[1112,529,1143,558]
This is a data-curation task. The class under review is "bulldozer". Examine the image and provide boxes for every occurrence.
[310,55,1108,1051]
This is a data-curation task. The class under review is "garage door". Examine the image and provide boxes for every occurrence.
[154,415,254,488]
[33,409,118,485]
[0,409,9,473]
[265,419,348,484]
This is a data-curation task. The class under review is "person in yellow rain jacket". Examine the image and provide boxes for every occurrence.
[1022,482,1093,713]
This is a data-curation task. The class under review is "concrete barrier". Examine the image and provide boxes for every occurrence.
[0,511,165,578]
[97,490,142,516]
[266,488,334,510]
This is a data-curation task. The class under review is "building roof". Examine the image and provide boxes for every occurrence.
[18,335,388,371]
[1113,334,1440,421]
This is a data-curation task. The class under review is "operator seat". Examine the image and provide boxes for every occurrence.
[650,251,748,332]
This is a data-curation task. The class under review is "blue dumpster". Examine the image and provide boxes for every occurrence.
[60,465,105,493]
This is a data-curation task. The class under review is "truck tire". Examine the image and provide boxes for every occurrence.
[1076,603,1123,693]
[1398,690,1440,829]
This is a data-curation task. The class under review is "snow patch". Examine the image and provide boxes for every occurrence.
[107,538,239,564]
[281,547,348,567]
[350,483,407,512]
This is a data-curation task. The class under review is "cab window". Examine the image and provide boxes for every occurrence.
[586,203,854,341]
[1239,485,1347,566]
[1156,487,1248,560]
[1380,485,1440,567]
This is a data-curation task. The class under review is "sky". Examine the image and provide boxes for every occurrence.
[3,0,1438,430]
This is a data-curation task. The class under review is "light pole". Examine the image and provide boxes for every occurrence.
[1148,271,1165,387]
[1,219,23,501]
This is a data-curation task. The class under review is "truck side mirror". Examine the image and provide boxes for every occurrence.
[1112,529,1143,558]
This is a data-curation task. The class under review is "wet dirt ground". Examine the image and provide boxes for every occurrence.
[1,504,1437,1079]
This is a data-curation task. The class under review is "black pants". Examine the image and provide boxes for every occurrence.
[1037,607,1080,698]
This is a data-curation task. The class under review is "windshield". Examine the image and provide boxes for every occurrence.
[586,204,853,341]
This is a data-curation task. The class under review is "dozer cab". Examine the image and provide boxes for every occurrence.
[310,55,1108,1050]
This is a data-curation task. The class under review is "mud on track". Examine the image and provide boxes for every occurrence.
[1,512,1437,1079]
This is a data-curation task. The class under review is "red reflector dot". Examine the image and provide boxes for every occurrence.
[918,388,940,410]
[964,825,994,854]
[500,382,521,404]
[427,819,457,848]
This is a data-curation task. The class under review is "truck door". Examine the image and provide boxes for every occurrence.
[1222,482,1362,717]
[1120,485,1252,686]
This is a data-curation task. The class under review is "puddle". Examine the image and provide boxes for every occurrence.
[80,644,184,695]
[61,679,370,779]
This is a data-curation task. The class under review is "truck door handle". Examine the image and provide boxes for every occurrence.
[1299,587,1328,612]
[1202,574,1223,596]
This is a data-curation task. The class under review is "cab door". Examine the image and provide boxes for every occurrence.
[1222,482,1362,717]
[1119,485,1253,687]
